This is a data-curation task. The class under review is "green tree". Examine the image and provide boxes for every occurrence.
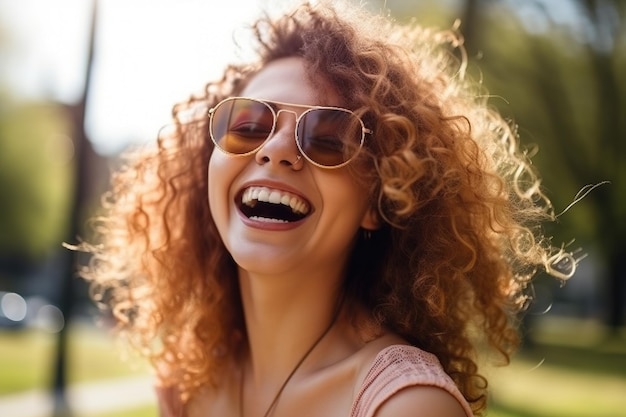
[462,0,625,329]
[0,98,74,260]
[382,0,625,328]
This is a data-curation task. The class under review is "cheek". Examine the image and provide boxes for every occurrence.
[318,172,371,226]
[207,152,253,225]
[207,152,235,224]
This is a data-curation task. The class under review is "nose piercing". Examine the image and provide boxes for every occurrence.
[293,154,302,165]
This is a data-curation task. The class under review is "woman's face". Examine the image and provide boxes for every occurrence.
[208,57,377,278]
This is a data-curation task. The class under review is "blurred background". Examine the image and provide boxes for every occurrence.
[0,0,624,416]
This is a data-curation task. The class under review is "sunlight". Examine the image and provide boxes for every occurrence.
[0,0,267,154]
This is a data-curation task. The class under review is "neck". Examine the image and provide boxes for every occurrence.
[238,268,344,387]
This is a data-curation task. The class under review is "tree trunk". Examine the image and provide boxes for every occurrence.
[51,2,97,416]
[607,249,626,330]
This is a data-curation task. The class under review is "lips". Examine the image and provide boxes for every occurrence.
[239,186,311,223]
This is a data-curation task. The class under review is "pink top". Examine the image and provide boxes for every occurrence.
[156,345,474,417]
[349,345,474,417]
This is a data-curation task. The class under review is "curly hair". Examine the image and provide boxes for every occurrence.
[78,1,578,415]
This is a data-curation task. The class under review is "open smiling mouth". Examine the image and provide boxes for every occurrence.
[239,186,311,223]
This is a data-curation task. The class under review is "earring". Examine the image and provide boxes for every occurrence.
[362,229,372,241]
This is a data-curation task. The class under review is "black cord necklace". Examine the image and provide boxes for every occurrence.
[238,305,342,417]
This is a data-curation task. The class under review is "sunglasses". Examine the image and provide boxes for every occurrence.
[208,97,371,168]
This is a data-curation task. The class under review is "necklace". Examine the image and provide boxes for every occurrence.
[238,307,340,417]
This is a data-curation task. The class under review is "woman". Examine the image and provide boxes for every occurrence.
[78,1,578,416]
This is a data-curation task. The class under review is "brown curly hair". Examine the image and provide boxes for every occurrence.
[78,1,578,415]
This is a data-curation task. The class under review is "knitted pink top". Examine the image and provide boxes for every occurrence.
[156,345,474,417]
[349,345,474,417]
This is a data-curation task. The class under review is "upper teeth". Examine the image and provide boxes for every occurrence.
[242,186,310,215]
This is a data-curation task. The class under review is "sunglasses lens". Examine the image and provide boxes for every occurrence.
[297,109,363,167]
[210,99,274,154]
[210,98,365,167]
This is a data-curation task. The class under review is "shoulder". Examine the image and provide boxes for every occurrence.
[374,385,470,417]
[155,383,184,417]
[351,341,474,417]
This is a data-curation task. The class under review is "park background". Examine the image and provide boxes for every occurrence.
[0,0,624,416]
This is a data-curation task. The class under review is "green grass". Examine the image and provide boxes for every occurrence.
[0,327,56,393]
[487,318,626,417]
[487,352,626,417]
[0,322,149,394]
[1,317,624,417]
[84,405,157,417]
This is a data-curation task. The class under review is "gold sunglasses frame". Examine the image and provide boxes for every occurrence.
[208,97,371,169]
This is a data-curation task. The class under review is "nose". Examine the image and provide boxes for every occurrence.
[254,110,303,170]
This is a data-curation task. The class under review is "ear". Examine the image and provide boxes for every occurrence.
[360,206,381,231]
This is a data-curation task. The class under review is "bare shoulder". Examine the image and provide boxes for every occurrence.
[374,385,470,417]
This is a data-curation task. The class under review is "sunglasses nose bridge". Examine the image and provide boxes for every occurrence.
[254,108,302,166]
[270,108,301,146]
[274,107,299,126]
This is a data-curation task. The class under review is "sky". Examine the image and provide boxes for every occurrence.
[0,0,279,155]
[0,0,585,155]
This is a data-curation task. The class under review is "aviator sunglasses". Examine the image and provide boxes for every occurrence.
[208,97,371,168]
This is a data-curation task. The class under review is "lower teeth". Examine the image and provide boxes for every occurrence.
[249,216,288,223]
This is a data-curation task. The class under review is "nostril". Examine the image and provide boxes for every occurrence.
[256,155,291,165]
[253,126,301,167]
